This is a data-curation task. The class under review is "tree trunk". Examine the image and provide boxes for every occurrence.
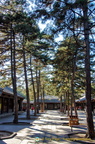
[38,69,41,111]
[67,91,70,116]
[10,24,14,89]
[70,48,78,117]
[63,93,66,114]
[12,31,18,123]
[42,86,45,112]
[83,0,94,138]
[60,95,63,112]
[23,37,30,119]
[71,74,77,117]
[36,66,40,113]
[30,56,37,116]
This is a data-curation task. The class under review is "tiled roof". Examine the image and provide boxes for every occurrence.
[1,87,25,99]
[23,99,34,103]
[76,96,86,102]
[23,95,64,103]
[39,95,63,103]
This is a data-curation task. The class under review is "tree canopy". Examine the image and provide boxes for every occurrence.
[0,0,95,138]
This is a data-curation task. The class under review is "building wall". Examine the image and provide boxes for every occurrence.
[45,103,60,110]
[0,93,23,114]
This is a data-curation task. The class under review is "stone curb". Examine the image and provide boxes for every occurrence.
[0,130,17,140]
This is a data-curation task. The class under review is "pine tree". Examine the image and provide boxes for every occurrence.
[34,0,95,138]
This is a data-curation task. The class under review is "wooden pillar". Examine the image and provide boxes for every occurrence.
[1,97,4,114]
[12,99,14,112]
[7,98,9,113]
[0,98,2,114]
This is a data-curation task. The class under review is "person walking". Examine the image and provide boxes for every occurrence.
[31,106,34,112]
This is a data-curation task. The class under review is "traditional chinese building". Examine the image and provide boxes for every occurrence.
[39,95,62,110]
[76,96,95,112]
[0,87,24,115]
[22,95,64,111]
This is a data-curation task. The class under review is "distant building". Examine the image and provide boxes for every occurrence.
[22,95,64,110]
[75,96,86,110]
[22,99,34,111]
[0,87,24,115]
[39,95,63,110]
[76,96,95,112]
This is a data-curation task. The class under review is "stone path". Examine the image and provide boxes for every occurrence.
[0,110,86,144]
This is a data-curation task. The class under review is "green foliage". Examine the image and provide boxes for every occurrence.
[0,79,12,88]
[1,0,95,104]
[52,36,86,99]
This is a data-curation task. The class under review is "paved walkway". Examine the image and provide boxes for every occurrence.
[0,110,87,144]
